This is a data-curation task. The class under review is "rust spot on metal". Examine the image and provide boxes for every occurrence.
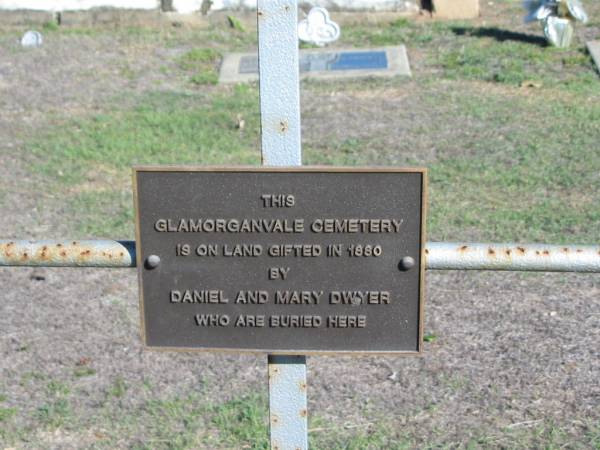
[72,241,78,246]
[7,242,14,247]
[60,251,67,257]
[56,243,63,247]
[425,248,429,254]
[459,245,468,252]
[120,252,124,257]
[488,248,495,256]
[279,120,288,133]
[299,409,307,418]
[543,250,550,256]
[517,247,526,255]
[22,252,28,260]
[505,249,511,256]
[535,251,540,255]
[80,250,91,257]
[269,366,281,379]
[299,381,307,391]
[271,414,280,426]
[576,249,583,253]
[562,247,569,253]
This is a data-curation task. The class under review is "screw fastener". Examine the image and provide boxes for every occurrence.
[145,254,161,269]
[399,256,415,271]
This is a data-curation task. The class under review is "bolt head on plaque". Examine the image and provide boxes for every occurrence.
[399,256,416,271]
[145,254,161,270]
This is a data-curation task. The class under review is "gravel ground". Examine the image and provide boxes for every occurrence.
[1,3,599,448]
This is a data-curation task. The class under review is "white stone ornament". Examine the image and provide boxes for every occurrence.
[523,1,554,23]
[21,30,43,48]
[298,7,340,47]
[523,0,589,47]
[566,0,588,24]
[544,16,574,48]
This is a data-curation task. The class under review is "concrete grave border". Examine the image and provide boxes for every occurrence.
[587,41,600,75]
[219,45,411,84]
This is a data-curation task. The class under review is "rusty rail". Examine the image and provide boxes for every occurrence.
[0,240,136,268]
[1,240,599,272]
[426,242,600,272]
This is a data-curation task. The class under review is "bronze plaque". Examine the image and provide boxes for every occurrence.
[134,167,426,355]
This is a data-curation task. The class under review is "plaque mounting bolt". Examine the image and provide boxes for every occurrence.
[145,254,161,269]
[399,256,415,271]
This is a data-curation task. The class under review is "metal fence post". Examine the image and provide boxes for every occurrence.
[257,1,308,449]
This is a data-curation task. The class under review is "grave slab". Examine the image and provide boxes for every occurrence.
[587,41,600,74]
[219,45,411,83]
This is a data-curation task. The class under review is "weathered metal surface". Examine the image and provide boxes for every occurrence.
[2,240,599,272]
[425,242,600,272]
[133,167,426,354]
[268,355,308,450]
[257,3,308,448]
[257,0,301,166]
[0,239,135,267]
[2,241,599,272]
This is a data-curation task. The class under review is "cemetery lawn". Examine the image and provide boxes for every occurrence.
[1,1,599,449]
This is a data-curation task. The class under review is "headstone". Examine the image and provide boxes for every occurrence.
[587,41,600,74]
[20,30,43,48]
[219,46,411,83]
[432,0,479,19]
[134,167,427,354]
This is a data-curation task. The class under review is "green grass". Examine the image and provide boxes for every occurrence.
[423,83,600,242]
[177,48,223,85]
[107,377,128,398]
[340,17,596,89]
[30,85,260,237]
[36,398,72,429]
[2,382,599,449]
[74,367,97,378]
[0,406,17,422]
[28,72,599,243]
[34,380,73,429]
[436,35,596,87]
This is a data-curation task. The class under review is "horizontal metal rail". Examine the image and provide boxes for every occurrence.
[0,240,136,267]
[1,240,599,272]
[426,242,600,272]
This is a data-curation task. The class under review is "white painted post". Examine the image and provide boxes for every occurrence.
[258,0,302,166]
[257,1,308,449]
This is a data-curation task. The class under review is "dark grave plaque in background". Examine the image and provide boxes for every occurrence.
[134,167,426,354]
[220,46,412,83]
[239,50,388,74]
